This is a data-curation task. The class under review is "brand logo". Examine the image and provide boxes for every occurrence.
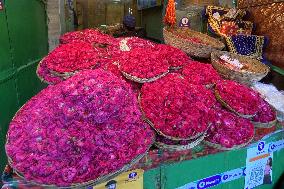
[128,172,137,179]
[197,175,221,189]
[179,17,190,28]
[258,141,265,151]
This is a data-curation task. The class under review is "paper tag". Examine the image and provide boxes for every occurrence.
[92,169,144,189]
[244,141,273,189]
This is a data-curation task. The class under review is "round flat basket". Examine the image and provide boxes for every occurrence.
[203,137,253,151]
[211,51,269,85]
[214,89,256,119]
[251,119,277,128]
[163,27,225,58]
[5,103,154,189]
[154,132,206,151]
[138,93,206,141]
[121,70,169,83]
[6,136,152,189]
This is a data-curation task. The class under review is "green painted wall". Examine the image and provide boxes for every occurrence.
[0,0,48,171]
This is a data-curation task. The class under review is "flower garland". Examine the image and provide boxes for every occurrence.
[206,106,254,149]
[182,61,221,86]
[6,70,154,186]
[215,80,262,116]
[164,0,176,27]
[141,73,217,139]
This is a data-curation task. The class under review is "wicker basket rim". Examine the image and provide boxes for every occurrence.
[251,119,278,128]
[211,50,270,75]
[5,101,154,188]
[163,27,225,49]
[214,89,256,119]
[204,136,254,151]
[6,139,153,189]
[36,60,55,85]
[121,70,169,83]
[154,132,206,151]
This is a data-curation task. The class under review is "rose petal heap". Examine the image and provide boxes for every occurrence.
[45,42,103,73]
[206,107,254,149]
[119,47,169,80]
[215,80,262,116]
[6,70,154,187]
[125,37,156,50]
[182,61,221,86]
[156,44,192,68]
[60,29,117,45]
[141,73,217,139]
[253,99,276,123]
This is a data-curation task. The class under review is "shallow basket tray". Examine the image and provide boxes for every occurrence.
[138,93,206,141]
[203,137,254,151]
[121,70,169,83]
[163,27,225,58]
[5,103,154,189]
[214,89,256,119]
[154,132,206,151]
[211,51,269,85]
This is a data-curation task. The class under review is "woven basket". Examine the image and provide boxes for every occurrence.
[215,89,256,119]
[121,70,169,83]
[203,137,253,151]
[251,119,277,129]
[154,132,206,151]
[7,151,148,189]
[211,51,269,85]
[36,60,53,85]
[163,27,225,58]
[138,93,206,141]
[5,104,153,189]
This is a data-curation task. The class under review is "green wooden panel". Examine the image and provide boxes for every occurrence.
[0,6,13,72]
[161,152,227,189]
[159,131,284,189]
[0,77,19,171]
[0,0,49,172]
[16,61,46,106]
[4,0,48,68]
[142,6,163,41]
[144,168,161,189]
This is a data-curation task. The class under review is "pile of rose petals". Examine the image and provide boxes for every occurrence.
[156,44,192,68]
[124,37,156,50]
[206,106,254,149]
[215,80,263,116]
[140,73,217,139]
[253,99,276,123]
[60,29,118,45]
[182,61,221,86]
[6,70,154,186]
[118,47,169,80]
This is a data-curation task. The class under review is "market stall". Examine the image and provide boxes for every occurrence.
[1,1,284,189]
